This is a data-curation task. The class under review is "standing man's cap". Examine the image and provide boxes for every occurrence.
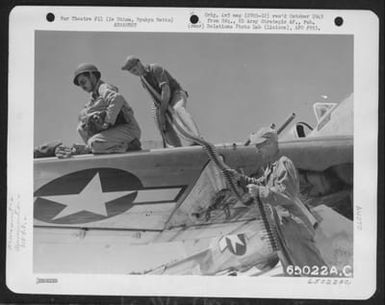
[248,127,278,145]
[121,56,140,71]
[73,63,101,85]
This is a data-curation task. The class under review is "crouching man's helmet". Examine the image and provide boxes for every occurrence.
[73,63,101,86]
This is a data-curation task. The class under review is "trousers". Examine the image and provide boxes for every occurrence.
[86,124,141,153]
[156,90,200,147]
[274,214,327,274]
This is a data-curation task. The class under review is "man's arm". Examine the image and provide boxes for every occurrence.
[98,84,125,127]
[158,84,171,130]
[152,65,172,131]
[248,157,299,207]
[224,168,264,187]
[247,157,318,230]
[248,183,294,207]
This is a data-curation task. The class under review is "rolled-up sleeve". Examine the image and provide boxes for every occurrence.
[152,64,169,89]
[98,84,125,125]
[258,157,299,207]
[259,157,317,231]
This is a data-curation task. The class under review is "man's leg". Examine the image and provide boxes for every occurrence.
[164,121,183,147]
[88,124,141,153]
[278,217,327,270]
[154,107,182,147]
[126,138,142,151]
[171,91,200,144]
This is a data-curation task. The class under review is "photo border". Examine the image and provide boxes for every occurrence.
[2,1,383,302]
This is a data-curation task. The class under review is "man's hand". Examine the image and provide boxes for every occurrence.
[246,184,258,198]
[55,145,74,159]
[247,184,269,198]
[72,143,91,155]
[55,144,91,158]
[86,111,108,133]
[34,141,62,158]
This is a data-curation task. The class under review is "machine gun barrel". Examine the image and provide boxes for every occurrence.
[277,112,296,135]
[245,112,297,146]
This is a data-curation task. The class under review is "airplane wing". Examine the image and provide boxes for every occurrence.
[33,135,353,274]
[34,136,352,234]
[34,149,257,233]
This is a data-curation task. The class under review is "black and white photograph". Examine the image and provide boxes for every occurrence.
[7,7,378,299]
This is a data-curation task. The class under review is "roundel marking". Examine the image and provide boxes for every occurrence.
[34,168,143,224]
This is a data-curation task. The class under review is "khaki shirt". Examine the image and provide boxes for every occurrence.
[140,64,185,104]
[78,80,141,142]
[257,156,318,235]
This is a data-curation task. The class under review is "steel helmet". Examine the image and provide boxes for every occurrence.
[249,127,278,145]
[121,56,140,71]
[73,63,101,85]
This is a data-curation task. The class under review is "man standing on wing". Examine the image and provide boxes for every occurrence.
[226,127,326,272]
[121,56,200,147]
[56,63,142,158]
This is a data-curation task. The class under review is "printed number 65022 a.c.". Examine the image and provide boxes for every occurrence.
[286,265,353,277]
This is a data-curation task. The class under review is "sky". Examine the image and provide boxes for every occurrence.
[34,32,353,146]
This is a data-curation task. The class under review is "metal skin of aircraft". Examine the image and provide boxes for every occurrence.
[33,94,353,276]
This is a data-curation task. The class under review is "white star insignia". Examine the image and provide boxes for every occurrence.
[40,173,136,220]
[219,234,246,252]
[226,235,246,250]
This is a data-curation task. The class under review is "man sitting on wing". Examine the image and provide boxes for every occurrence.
[55,63,142,158]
